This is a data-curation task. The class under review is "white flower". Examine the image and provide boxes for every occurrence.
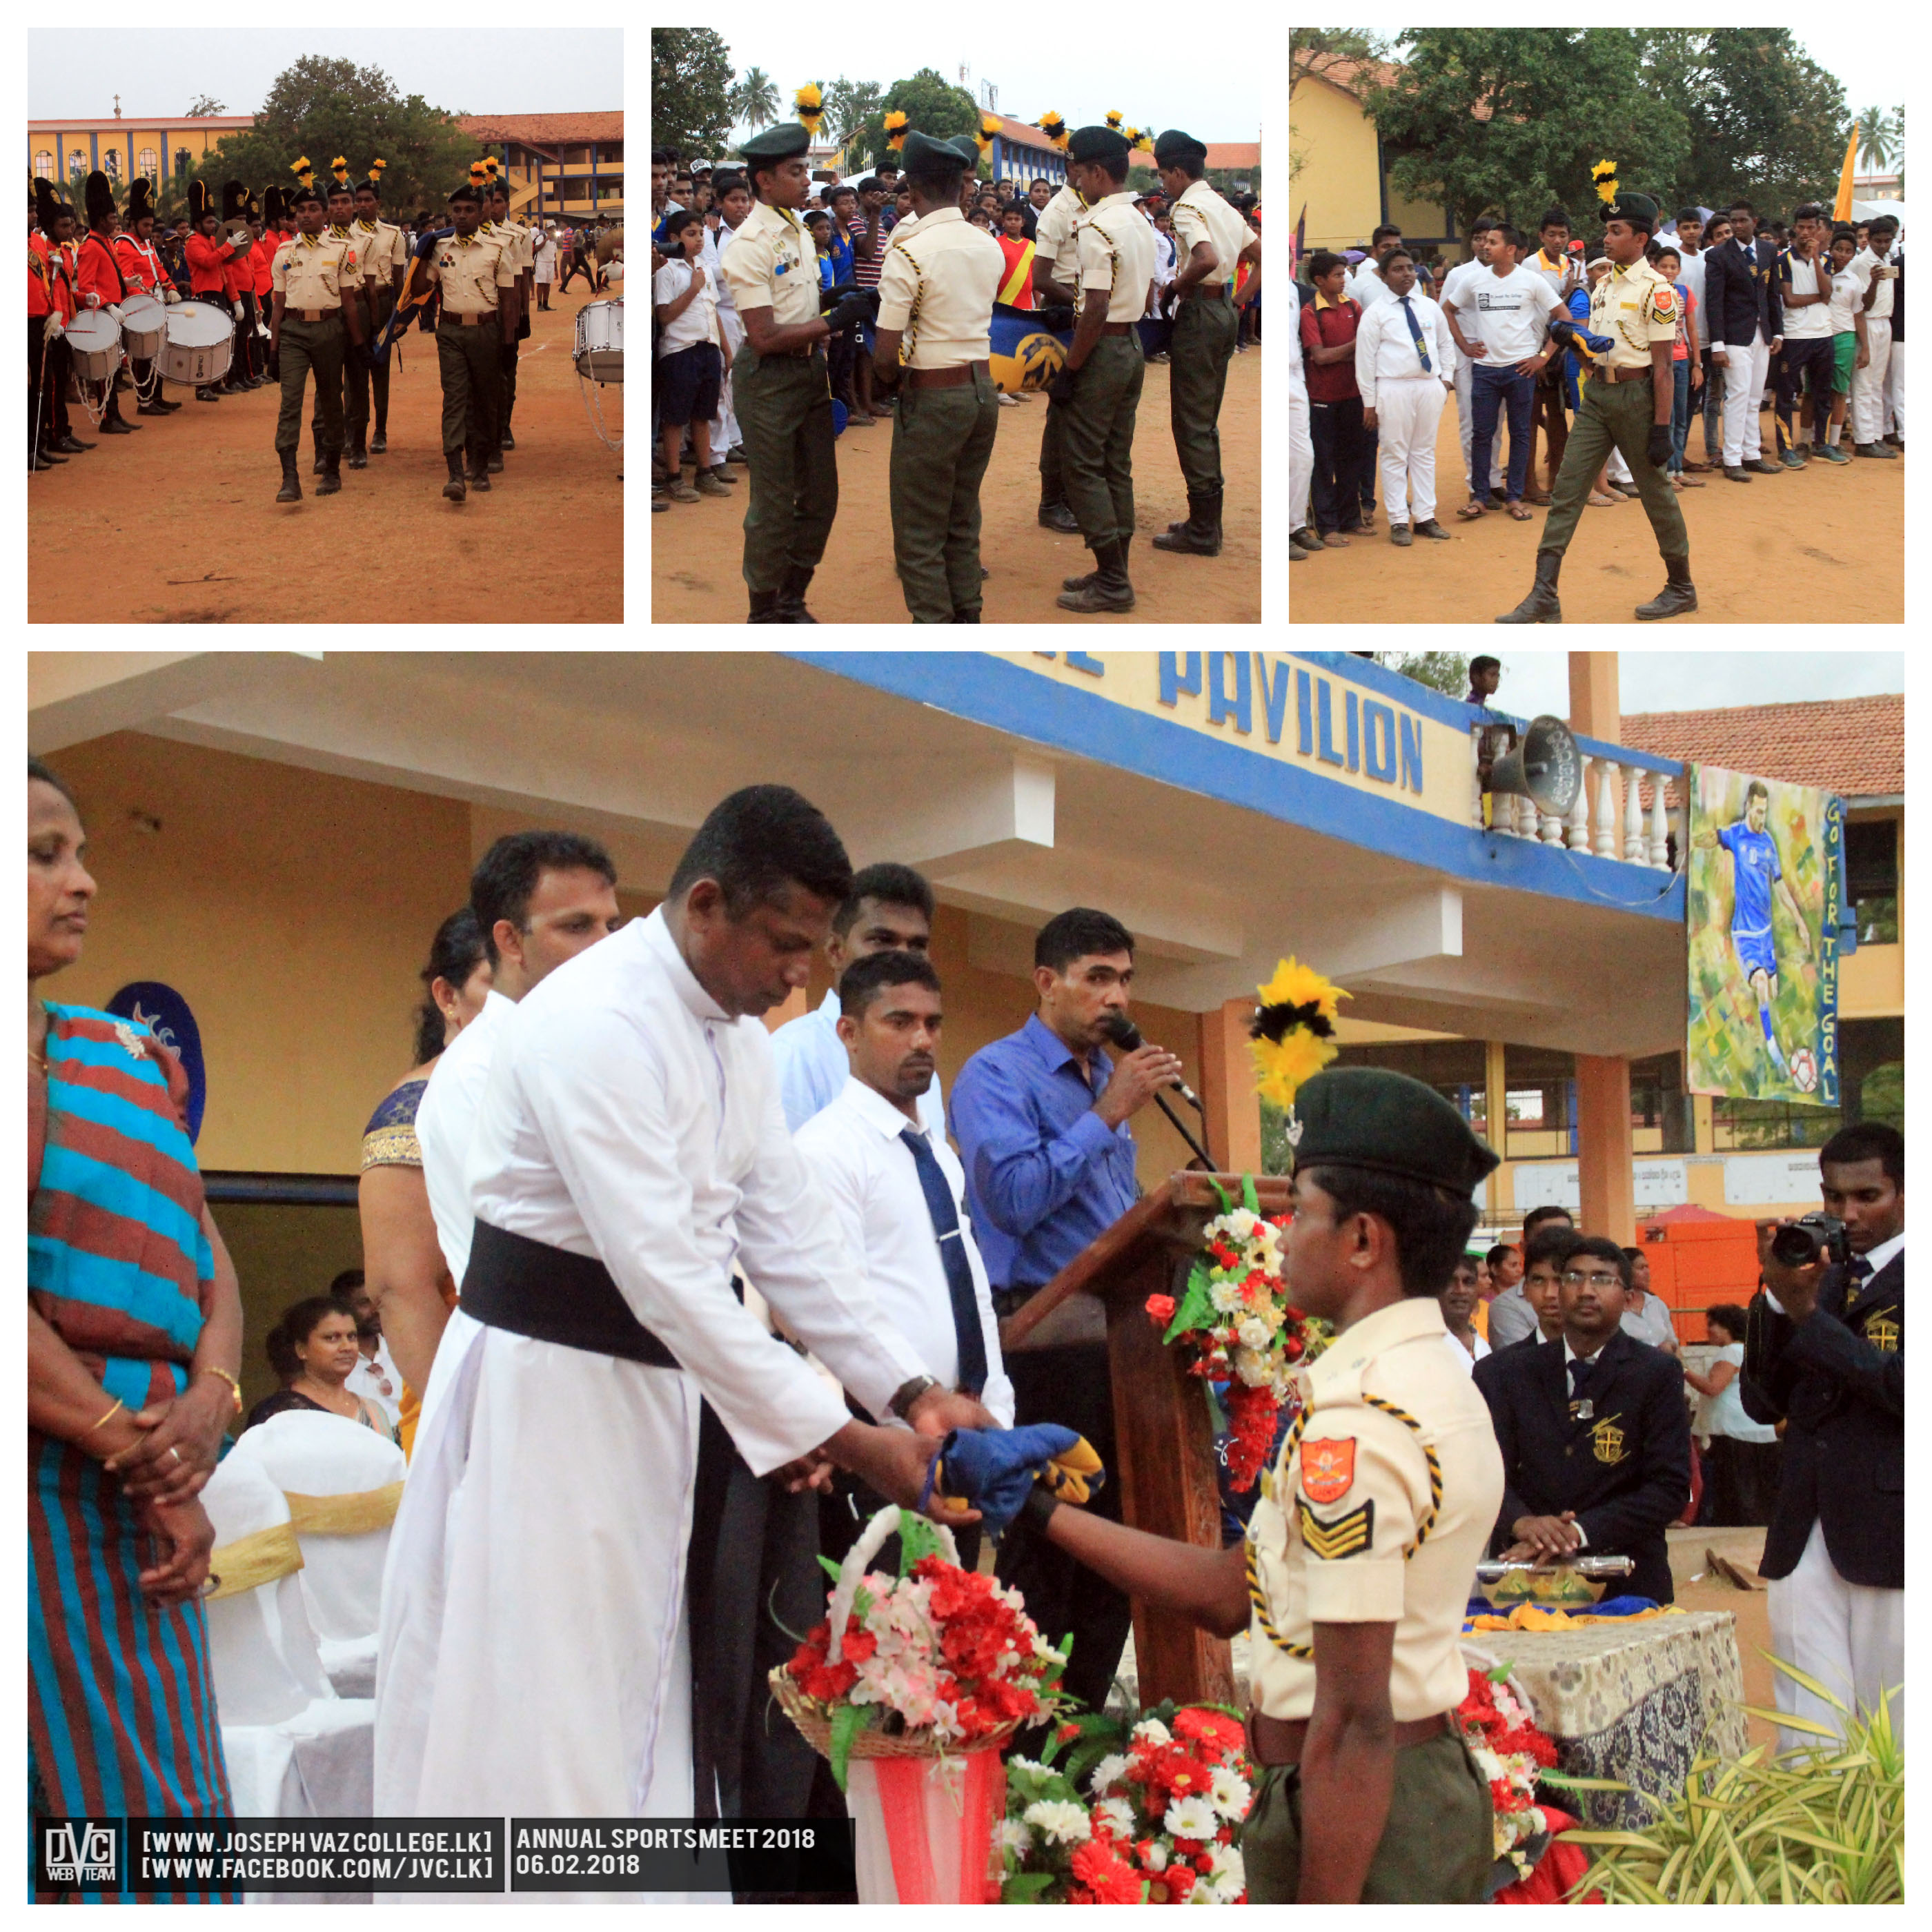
[1209,1281,1245,1314]
[1023,1800,1092,1846]
[1131,1717,1172,1746]
[1163,1795,1220,1841]
[1208,1842,1245,1891]
[1236,1317,1271,1351]
[1008,1755,1049,1779]
[1208,1765,1252,1819]
[1141,1840,1169,1872]
[1095,1796,1137,1838]
[1233,1346,1273,1387]
[1087,1753,1130,1797]
[998,1818,1034,1855]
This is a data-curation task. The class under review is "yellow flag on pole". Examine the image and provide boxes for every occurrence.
[1834,124,1860,222]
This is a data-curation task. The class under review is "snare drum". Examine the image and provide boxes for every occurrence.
[159,301,235,386]
[65,312,124,384]
[119,294,166,363]
[574,299,622,384]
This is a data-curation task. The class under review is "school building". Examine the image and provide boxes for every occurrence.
[28,653,1897,1397]
[28,112,256,193]
[457,112,623,221]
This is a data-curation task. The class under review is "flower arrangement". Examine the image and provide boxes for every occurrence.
[1457,1664,1561,1881]
[1145,1176,1332,1491]
[1001,1702,1256,1904]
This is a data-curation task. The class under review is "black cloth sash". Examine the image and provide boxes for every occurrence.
[461,1219,682,1368]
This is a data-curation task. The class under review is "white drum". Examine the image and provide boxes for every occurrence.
[119,294,166,363]
[159,301,235,386]
[574,298,622,384]
[65,312,123,384]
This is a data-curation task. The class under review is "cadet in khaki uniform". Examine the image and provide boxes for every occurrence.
[1049,126,1157,613]
[415,179,519,502]
[1030,174,1088,532]
[1152,129,1259,558]
[1012,1067,1506,1903]
[1497,190,1698,623]
[483,177,531,453]
[310,174,367,474]
[871,131,1006,623]
[722,120,878,622]
[350,164,406,458]
[268,179,371,503]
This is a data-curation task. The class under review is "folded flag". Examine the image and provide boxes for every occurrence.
[923,1423,1104,1538]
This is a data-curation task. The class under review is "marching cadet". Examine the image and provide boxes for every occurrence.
[111,179,181,418]
[1030,152,1087,531]
[416,179,520,503]
[311,169,364,470]
[1049,125,1156,613]
[30,179,86,469]
[721,119,878,622]
[74,171,137,436]
[482,172,531,455]
[871,130,1006,622]
[267,177,371,503]
[1150,128,1259,557]
[221,181,262,390]
[1009,1067,1507,1902]
[349,163,406,462]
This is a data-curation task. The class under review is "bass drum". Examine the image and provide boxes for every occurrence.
[159,300,235,386]
[119,294,167,363]
[65,312,124,384]
[574,298,622,384]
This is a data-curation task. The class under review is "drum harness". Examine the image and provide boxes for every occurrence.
[576,300,624,453]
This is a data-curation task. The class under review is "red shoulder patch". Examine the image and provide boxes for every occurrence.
[1300,1437,1356,1505]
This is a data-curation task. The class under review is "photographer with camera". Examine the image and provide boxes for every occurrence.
[1743,1122,1904,1748]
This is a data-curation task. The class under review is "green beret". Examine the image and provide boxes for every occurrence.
[1290,1067,1499,1194]
[949,135,982,167]
[740,123,810,164]
[1601,190,1658,230]
[900,130,965,172]
[1067,125,1130,165]
[1153,128,1208,168]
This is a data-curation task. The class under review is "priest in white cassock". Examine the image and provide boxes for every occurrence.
[384,787,992,1891]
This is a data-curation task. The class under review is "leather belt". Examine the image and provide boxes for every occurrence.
[903,359,990,387]
[461,1219,682,1369]
[1184,282,1234,301]
[1101,321,1134,335]
[1245,1708,1448,1768]
[1593,363,1654,384]
[291,308,342,323]
[442,312,490,327]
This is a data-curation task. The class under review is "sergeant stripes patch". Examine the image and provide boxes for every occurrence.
[1296,1495,1375,1560]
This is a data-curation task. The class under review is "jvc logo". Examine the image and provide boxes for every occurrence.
[41,1819,118,1886]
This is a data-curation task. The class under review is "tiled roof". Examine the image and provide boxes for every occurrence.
[989,115,1154,161]
[1619,694,1904,802]
[459,114,622,147]
[1205,143,1260,169]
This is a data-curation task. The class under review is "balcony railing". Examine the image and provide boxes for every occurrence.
[1469,714,1682,872]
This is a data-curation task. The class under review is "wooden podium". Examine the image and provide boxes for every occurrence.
[999,1172,1294,1711]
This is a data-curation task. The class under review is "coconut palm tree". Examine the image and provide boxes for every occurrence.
[732,66,780,135]
[1854,108,1894,174]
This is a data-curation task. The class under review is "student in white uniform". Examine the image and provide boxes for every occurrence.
[707,170,753,464]
[391,788,992,1871]
[1352,246,1457,544]
[1848,215,1900,455]
[1288,279,1316,555]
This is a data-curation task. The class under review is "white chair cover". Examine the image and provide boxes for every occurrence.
[231,1410,405,1698]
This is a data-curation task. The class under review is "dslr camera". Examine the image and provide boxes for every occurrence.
[1768,1213,1850,1270]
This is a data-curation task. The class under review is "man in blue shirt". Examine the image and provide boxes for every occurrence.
[769,862,946,1135]
[1697,779,1811,1076]
[949,906,1187,1723]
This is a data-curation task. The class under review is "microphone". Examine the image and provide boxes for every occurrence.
[1100,1010,1204,1114]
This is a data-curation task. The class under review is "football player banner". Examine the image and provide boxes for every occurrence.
[1685,762,1842,1106]
[987,303,1172,394]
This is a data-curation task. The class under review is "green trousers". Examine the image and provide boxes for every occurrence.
[344,288,393,433]
[1060,332,1145,549]
[436,318,499,460]
[1539,367,1689,564]
[736,344,838,594]
[1038,384,1066,504]
[275,313,346,458]
[889,369,1000,622]
[1242,1727,1493,1904]
[1169,286,1239,494]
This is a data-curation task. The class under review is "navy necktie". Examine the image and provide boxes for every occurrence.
[1568,1355,1597,1401]
[1847,1255,1874,1289]
[1398,293,1432,372]
[900,1128,988,1396]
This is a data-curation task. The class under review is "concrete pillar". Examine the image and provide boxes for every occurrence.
[1197,998,1263,1176]
[1575,1054,1635,1243]
[1567,651,1620,742]
[1484,1038,1508,1220]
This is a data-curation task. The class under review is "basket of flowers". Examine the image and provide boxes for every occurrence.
[1455,1662,1570,1894]
[771,1504,1068,1903]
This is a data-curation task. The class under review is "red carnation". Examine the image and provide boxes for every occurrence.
[1145,1293,1176,1325]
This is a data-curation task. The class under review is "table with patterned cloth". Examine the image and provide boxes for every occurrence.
[1462,1612,1748,1829]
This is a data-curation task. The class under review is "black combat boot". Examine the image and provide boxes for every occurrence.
[1056,538,1135,613]
[348,428,368,470]
[371,419,388,454]
[465,445,493,492]
[1037,497,1080,533]
[1063,538,1132,593]
[777,564,819,622]
[1634,555,1698,621]
[748,589,786,622]
[1495,550,1563,623]
[317,450,342,496]
[275,451,302,503]
[444,451,467,502]
[1152,489,1223,555]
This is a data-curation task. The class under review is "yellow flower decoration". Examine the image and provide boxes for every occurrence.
[795,83,825,135]
[1037,111,1070,152]
[1593,159,1619,205]
[370,159,386,175]
[1105,109,1124,130]
[1248,958,1350,1112]
[290,156,310,177]
[976,110,1002,155]
[884,108,909,153]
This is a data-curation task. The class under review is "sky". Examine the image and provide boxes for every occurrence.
[26,30,624,119]
[1488,652,1904,720]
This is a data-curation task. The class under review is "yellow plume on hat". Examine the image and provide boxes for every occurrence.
[1593,159,1619,206]
[1105,110,1124,130]
[290,155,312,180]
[795,83,825,137]
[976,111,1002,157]
[484,156,500,179]
[369,158,386,175]
[1248,958,1350,1112]
[883,108,909,153]
[331,156,349,181]
[1037,111,1069,152]
[470,159,490,183]
[1124,126,1145,150]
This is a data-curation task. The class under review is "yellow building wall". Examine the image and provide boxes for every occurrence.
[1290,76,1383,252]
[30,126,245,185]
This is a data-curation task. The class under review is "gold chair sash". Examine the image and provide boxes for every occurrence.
[283,1481,405,1536]
[207,1521,305,1599]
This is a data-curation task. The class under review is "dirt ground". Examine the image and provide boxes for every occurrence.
[651,344,1261,624]
[1289,391,1904,624]
[28,282,622,624]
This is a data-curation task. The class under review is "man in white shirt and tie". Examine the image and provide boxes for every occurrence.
[389,787,989,1877]
[796,950,1013,1573]
[769,861,946,1135]
[1352,246,1457,544]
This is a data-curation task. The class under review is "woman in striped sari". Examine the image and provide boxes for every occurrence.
[28,758,243,1901]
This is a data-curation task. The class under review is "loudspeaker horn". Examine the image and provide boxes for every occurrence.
[1485,713,1582,818]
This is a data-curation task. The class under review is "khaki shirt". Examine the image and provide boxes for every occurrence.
[352,217,406,293]
[1171,178,1252,290]
[483,218,530,273]
[1076,191,1158,324]
[431,228,518,316]
[271,230,364,309]
[720,197,819,328]
[1246,1296,1505,1724]
[877,207,1004,368]
[1033,184,1085,286]
[1590,256,1679,370]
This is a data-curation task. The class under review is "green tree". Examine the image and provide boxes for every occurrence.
[186,94,226,119]
[730,65,780,135]
[1367,30,1688,242]
[651,28,735,160]
[1374,651,1468,697]
[177,57,474,223]
[1854,107,1893,172]
[844,68,980,172]
[825,77,885,156]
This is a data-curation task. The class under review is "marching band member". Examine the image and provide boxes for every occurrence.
[112,179,181,418]
[30,179,86,468]
[351,164,406,457]
[75,172,136,436]
[221,181,262,391]
[185,180,241,402]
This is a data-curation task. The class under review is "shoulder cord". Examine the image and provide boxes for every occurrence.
[1245,1391,1446,1659]
[891,236,931,366]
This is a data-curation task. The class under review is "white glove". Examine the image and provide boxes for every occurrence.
[106,305,124,326]
[43,313,62,342]
[84,292,101,309]
[164,286,180,304]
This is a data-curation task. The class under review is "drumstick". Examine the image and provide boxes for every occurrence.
[33,335,49,464]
